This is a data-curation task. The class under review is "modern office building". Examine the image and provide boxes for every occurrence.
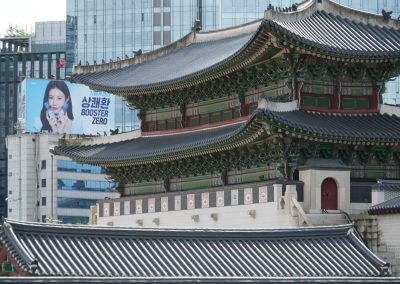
[0,33,67,218]
[66,0,299,69]
[6,133,119,223]
[1,21,137,220]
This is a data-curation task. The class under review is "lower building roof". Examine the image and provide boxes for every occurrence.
[52,109,400,166]
[369,196,400,215]
[0,219,389,277]
[372,180,400,192]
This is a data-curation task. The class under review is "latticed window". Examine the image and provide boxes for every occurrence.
[228,169,242,184]
[341,81,374,96]
[245,88,261,103]
[126,183,135,195]
[171,178,182,191]
[266,163,279,179]
[171,106,180,118]
[211,174,222,187]
[228,94,239,108]
[303,80,335,95]
[146,110,157,121]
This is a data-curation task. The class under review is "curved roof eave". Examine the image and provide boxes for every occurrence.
[52,112,267,167]
[53,108,400,167]
[69,20,265,94]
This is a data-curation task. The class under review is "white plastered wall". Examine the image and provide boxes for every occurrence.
[299,168,350,212]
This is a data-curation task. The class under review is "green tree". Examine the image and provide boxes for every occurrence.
[5,24,34,37]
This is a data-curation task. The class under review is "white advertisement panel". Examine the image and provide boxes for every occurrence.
[21,79,115,135]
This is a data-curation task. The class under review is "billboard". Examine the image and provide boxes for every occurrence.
[19,79,115,135]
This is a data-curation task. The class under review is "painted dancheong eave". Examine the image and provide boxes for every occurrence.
[52,109,400,167]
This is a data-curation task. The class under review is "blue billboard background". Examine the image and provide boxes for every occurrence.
[21,79,115,135]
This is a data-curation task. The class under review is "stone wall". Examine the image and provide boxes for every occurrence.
[353,213,400,277]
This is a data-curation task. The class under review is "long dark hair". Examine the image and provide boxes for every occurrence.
[40,80,74,132]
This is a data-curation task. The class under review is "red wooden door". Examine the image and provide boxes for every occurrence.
[321,178,338,210]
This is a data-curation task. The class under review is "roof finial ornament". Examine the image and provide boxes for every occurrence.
[382,9,393,20]
[267,4,273,11]
[30,257,39,274]
[193,19,201,33]
[133,49,142,57]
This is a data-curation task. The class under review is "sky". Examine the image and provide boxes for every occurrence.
[0,0,66,38]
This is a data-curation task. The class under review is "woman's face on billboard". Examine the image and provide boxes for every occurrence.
[48,87,68,114]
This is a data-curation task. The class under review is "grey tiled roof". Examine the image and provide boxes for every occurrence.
[262,110,400,141]
[369,196,400,215]
[53,109,400,165]
[372,180,400,192]
[71,32,256,91]
[266,10,400,58]
[0,219,389,277]
[53,121,248,165]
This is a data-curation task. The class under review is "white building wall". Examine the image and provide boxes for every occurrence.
[300,168,350,212]
[6,133,118,223]
[98,202,295,229]
[377,214,400,260]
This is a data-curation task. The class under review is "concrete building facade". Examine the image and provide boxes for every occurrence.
[6,133,118,223]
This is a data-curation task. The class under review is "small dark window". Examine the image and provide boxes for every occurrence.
[9,208,12,213]
[42,179,47,188]
[153,13,161,26]
[163,31,171,44]
[41,160,46,169]
[267,186,274,202]
[163,12,171,26]
[42,197,46,206]
[350,185,372,203]
[153,31,161,45]
[42,215,46,222]
[163,0,171,7]
[154,0,161,8]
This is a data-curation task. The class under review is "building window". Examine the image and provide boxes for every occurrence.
[42,179,47,188]
[8,172,12,177]
[57,197,97,209]
[8,155,12,159]
[153,31,161,45]
[57,179,115,192]
[57,160,104,174]
[41,160,46,169]
[42,197,46,206]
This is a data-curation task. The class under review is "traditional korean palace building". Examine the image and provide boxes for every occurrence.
[1,0,400,280]
[53,0,400,227]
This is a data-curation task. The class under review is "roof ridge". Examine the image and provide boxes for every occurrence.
[3,218,353,238]
[265,0,400,29]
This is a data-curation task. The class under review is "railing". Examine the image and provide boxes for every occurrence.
[290,197,311,227]
[321,209,365,244]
